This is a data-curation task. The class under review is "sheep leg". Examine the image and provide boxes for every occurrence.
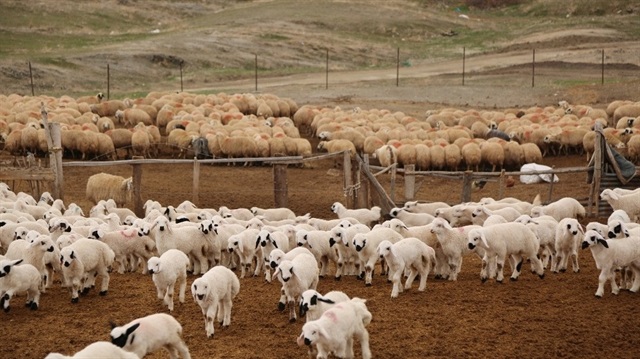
[319,257,328,278]
[610,268,621,295]
[628,266,640,293]
[480,255,490,282]
[221,297,233,327]
[510,254,523,281]
[165,283,175,312]
[288,298,297,323]
[178,276,186,304]
[253,256,263,277]
[364,262,374,286]
[495,256,506,283]
[174,341,192,359]
[335,256,344,280]
[1,292,12,312]
[595,269,609,297]
[390,269,402,298]
[277,287,286,311]
[570,249,579,273]
[357,328,372,359]
[27,288,40,310]
[98,267,110,296]
[205,304,217,337]
[404,267,418,291]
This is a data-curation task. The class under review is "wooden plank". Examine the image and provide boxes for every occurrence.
[343,152,355,209]
[357,156,395,216]
[131,157,144,218]
[0,170,55,181]
[273,164,288,208]
[404,164,415,201]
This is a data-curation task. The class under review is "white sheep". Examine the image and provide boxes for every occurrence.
[148,249,190,312]
[250,206,296,221]
[45,341,139,359]
[607,219,640,239]
[376,237,436,298]
[328,223,370,280]
[110,313,191,358]
[581,230,640,297]
[554,218,584,273]
[90,227,156,274]
[299,289,350,322]
[191,265,240,338]
[608,209,632,225]
[330,202,381,226]
[388,207,435,226]
[470,205,521,226]
[429,217,484,281]
[297,298,372,359]
[0,259,41,312]
[352,228,404,286]
[226,228,261,278]
[402,200,450,216]
[518,215,559,270]
[59,238,115,303]
[273,252,319,322]
[467,222,545,282]
[85,172,133,207]
[530,197,586,222]
[295,229,338,278]
[255,229,290,283]
[600,189,640,222]
[308,217,361,231]
[149,216,210,275]
[4,231,56,290]
[268,246,316,312]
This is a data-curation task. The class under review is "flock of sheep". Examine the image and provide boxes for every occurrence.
[2,171,640,358]
[1,91,640,170]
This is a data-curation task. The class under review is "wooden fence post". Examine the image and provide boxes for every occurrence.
[547,165,556,204]
[29,62,35,96]
[273,164,288,208]
[404,164,415,201]
[254,54,258,92]
[532,49,535,88]
[461,171,472,203]
[462,47,466,86]
[358,155,370,208]
[193,157,200,205]
[41,104,63,200]
[325,48,329,90]
[344,151,355,208]
[396,47,400,87]
[107,64,110,101]
[131,156,144,218]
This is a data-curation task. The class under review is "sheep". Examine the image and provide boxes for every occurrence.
[226,228,261,278]
[45,341,140,359]
[600,189,640,222]
[388,207,435,226]
[110,313,191,359]
[607,219,640,239]
[517,215,559,269]
[329,222,370,280]
[190,265,240,338]
[90,227,156,274]
[86,173,133,207]
[317,139,356,158]
[299,289,350,322]
[554,218,584,273]
[149,216,211,275]
[467,222,545,282]
[352,228,404,285]
[461,141,482,171]
[429,217,484,281]
[147,249,190,312]
[530,197,586,222]
[4,232,56,291]
[274,252,319,322]
[479,141,504,171]
[330,202,381,226]
[297,298,372,359]
[402,200,450,216]
[250,206,296,221]
[372,144,398,167]
[376,237,436,298]
[308,217,360,231]
[115,108,152,127]
[470,205,521,226]
[59,238,115,303]
[255,229,290,283]
[218,206,254,221]
[613,104,640,123]
[581,230,640,297]
[0,259,41,311]
[296,228,339,278]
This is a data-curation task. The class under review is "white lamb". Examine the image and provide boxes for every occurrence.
[191,265,240,338]
[607,219,640,239]
[273,252,319,322]
[0,259,41,311]
[110,313,191,358]
[255,229,290,283]
[388,207,435,226]
[581,230,640,297]
[330,202,381,226]
[45,341,139,359]
[554,218,584,273]
[608,209,632,225]
[530,197,586,222]
[268,246,316,312]
[470,205,521,226]
[148,249,190,312]
[467,222,545,282]
[226,228,261,278]
[4,232,56,291]
[250,206,296,221]
[600,189,640,222]
[90,226,156,274]
[149,216,210,275]
[59,238,115,303]
[296,229,338,277]
[352,227,404,285]
[297,298,372,359]
[299,289,350,322]
[519,216,558,270]
[376,238,436,298]
[308,217,360,231]
[328,222,369,280]
[402,200,450,216]
[429,217,484,281]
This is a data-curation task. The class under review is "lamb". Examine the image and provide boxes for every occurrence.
[388,207,435,226]
[45,341,139,359]
[250,206,296,221]
[600,189,640,222]
[0,259,41,312]
[402,200,450,216]
[191,265,240,338]
[297,298,372,359]
[299,289,350,322]
[59,238,115,303]
[148,249,190,312]
[274,252,319,322]
[330,202,381,226]
[376,237,436,298]
[90,227,156,274]
[530,197,586,222]
[85,173,133,207]
[429,217,483,281]
[517,215,559,270]
[352,228,404,285]
[328,222,370,280]
[226,228,261,278]
[554,218,584,273]
[110,313,191,358]
[607,219,640,239]
[149,216,211,275]
[296,229,339,277]
[581,230,640,297]
[467,222,545,282]
[4,232,56,291]
[255,229,290,283]
[470,205,521,226]
[308,217,360,231]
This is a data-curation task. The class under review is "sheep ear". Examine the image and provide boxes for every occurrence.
[310,294,318,306]
[443,221,453,230]
[272,240,279,249]
[109,321,118,330]
[318,326,330,339]
[70,250,75,259]
[480,233,489,248]
[255,236,261,249]
[597,238,609,248]
[316,296,335,305]
[273,266,280,279]
[11,259,23,266]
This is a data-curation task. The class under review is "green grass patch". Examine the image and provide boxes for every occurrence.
[259,33,290,41]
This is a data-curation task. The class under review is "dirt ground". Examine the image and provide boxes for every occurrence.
[2,148,639,359]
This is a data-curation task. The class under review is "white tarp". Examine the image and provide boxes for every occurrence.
[519,163,559,184]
